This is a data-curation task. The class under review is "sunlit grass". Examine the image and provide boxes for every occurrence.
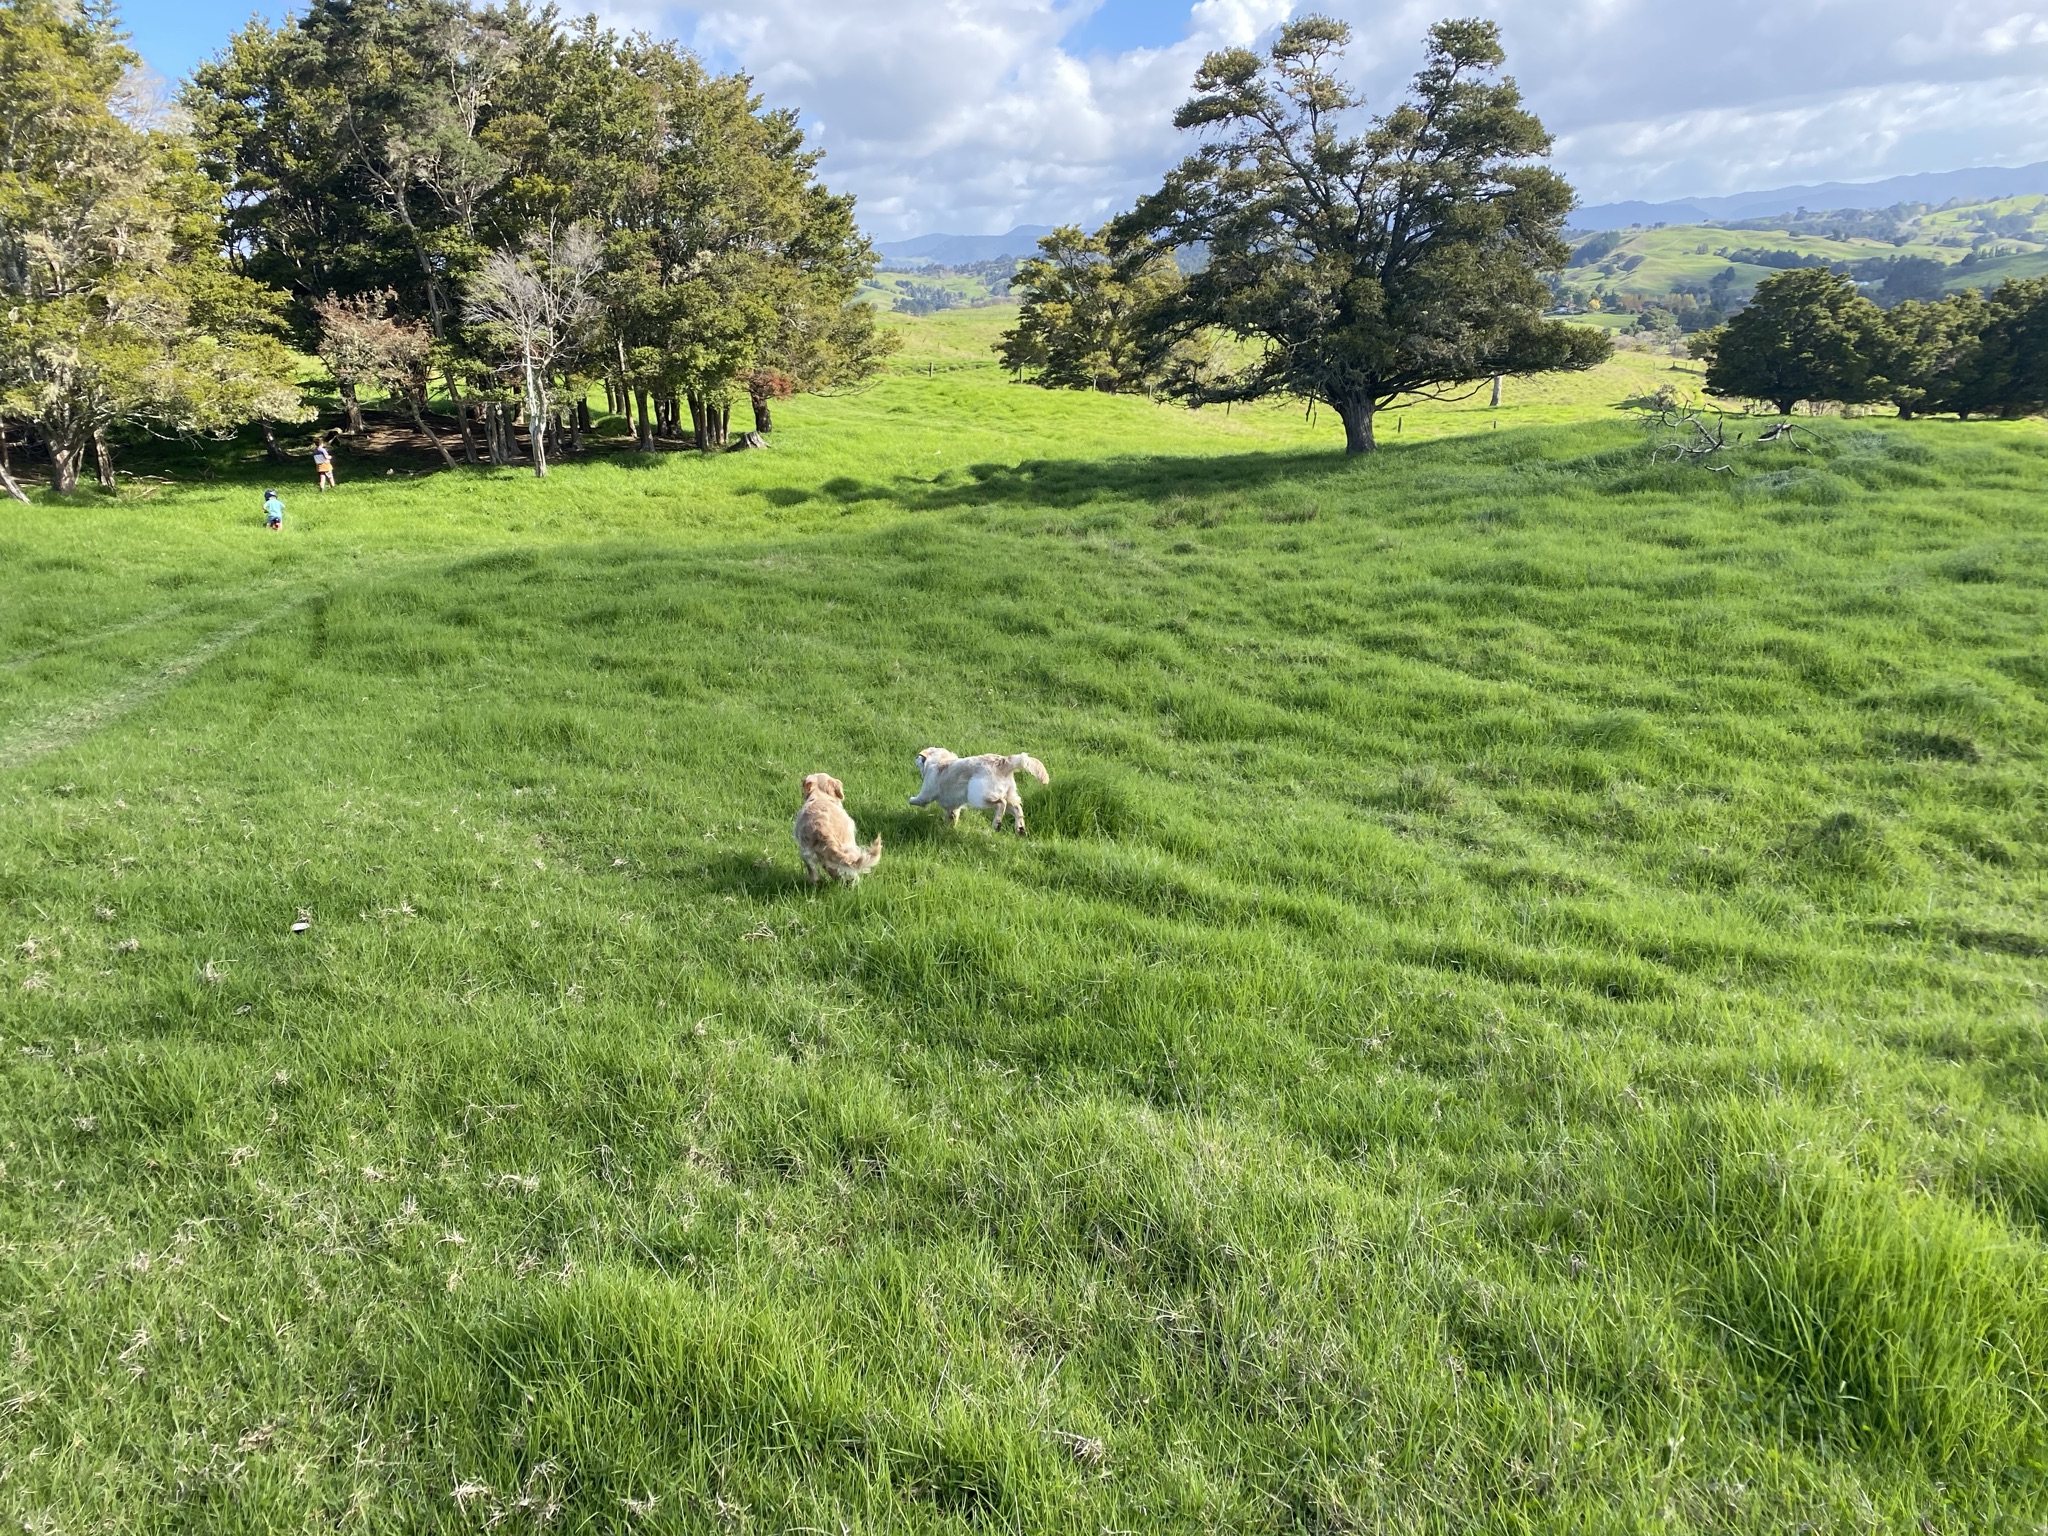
[1,313,2045,1532]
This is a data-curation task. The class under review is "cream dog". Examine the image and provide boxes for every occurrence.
[793,773,882,883]
[908,748,1050,833]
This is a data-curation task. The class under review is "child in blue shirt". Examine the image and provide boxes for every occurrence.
[263,489,284,530]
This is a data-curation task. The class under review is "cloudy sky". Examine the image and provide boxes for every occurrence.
[137,0,2048,238]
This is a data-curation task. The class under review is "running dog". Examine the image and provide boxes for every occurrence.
[793,773,883,883]
[908,748,1050,833]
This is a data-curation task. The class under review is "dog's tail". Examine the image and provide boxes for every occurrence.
[850,835,883,874]
[1007,754,1050,785]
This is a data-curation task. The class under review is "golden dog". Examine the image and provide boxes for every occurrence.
[908,748,1050,833]
[793,773,882,883]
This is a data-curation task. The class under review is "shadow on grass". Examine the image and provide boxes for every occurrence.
[673,810,1019,899]
[735,425,1628,518]
[58,412,720,496]
[735,448,1372,516]
[80,409,1640,511]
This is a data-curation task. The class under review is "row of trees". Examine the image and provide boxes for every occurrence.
[1700,267,2048,418]
[0,0,894,492]
[1000,18,1611,452]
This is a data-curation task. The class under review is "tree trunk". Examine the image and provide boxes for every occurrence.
[1335,397,1377,454]
[340,379,365,435]
[1775,398,1796,416]
[521,354,547,478]
[0,417,24,504]
[445,369,480,464]
[261,421,287,462]
[751,383,773,434]
[0,422,27,504]
[1489,375,1502,409]
[634,390,653,451]
[408,384,459,470]
[92,429,114,489]
[688,395,708,451]
[49,436,82,493]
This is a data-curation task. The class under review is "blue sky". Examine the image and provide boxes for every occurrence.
[127,0,1197,84]
[127,0,289,83]
[127,0,2048,239]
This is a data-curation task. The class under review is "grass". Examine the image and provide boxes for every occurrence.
[2,310,2046,1533]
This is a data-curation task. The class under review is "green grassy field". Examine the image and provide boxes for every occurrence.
[2,311,2046,1533]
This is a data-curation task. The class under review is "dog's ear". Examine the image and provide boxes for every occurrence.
[823,775,846,800]
[802,773,823,797]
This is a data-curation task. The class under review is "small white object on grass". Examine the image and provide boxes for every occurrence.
[290,921,311,934]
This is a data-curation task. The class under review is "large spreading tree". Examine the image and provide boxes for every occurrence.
[1113,16,1607,452]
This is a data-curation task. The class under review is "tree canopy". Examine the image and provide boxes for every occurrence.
[184,0,890,464]
[1696,269,2047,420]
[1109,15,1608,452]
[997,226,1185,393]
[0,0,306,492]
[1704,268,1888,416]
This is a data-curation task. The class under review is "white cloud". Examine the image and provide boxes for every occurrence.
[585,0,2048,232]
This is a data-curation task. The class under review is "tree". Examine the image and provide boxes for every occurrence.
[1874,290,1983,419]
[617,52,884,450]
[0,0,306,492]
[748,293,898,433]
[1114,16,1607,452]
[1877,255,1947,307]
[1945,278,2048,419]
[998,225,1183,392]
[314,291,457,465]
[188,0,544,465]
[464,222,602,476]
[1704,267,1886,414]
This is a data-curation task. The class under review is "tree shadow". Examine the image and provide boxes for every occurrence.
[728,440,1476,518]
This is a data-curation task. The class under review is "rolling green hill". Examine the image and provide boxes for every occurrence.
[860,267,1017,315]
[1559,194,2048,323]
[1,311,2044,1532]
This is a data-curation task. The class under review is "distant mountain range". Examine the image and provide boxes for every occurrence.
[1572,163,2048,230]
[874,226,1054,268]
